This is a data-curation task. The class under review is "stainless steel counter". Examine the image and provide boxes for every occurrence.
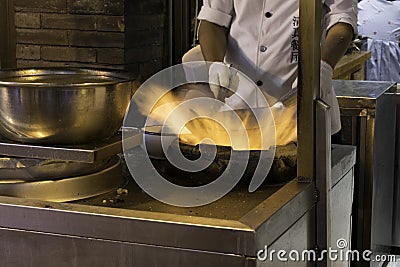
[0,179,313,266]
[0,144,357,266]
[334,80,396,108]
[333,80,398,257]
[0,132,126,163]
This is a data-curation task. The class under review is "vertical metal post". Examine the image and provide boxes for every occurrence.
[298,0,321,180]
[298,0,329,265]
[316,100,332,266]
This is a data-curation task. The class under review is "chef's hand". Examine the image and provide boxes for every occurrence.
[269,90,298,146]
[209,62,239,100]
[270,101,285,115]
[320,60,341,134]
[270,87,298,116]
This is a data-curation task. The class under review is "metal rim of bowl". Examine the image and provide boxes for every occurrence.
[0,67,135,87]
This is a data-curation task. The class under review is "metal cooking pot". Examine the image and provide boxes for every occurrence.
[0,68,136,144]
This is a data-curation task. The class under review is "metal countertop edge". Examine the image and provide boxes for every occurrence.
[0,179,308,257]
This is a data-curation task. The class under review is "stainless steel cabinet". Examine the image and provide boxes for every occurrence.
[333,80,398,257]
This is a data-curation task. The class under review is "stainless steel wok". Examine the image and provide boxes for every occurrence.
[0,68,136,144]
[142,124,297,184]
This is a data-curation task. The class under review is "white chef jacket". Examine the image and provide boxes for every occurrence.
[197,0,358,104]
[358,0,400,82]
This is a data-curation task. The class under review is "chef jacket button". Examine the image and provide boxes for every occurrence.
[260,46,267,52]
[256,80,263,86]
[265,12,273,18]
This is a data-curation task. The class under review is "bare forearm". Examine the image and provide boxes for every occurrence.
[321,23,354,68]
[198,20,228,63]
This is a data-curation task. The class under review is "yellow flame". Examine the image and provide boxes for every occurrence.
[138,84,297,150]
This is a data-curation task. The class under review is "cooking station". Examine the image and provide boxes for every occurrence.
[0,141,355,267]
[0,67,357,266]
[0,64,357,266]
[4,75,400,266]
[0,0,367,266]
[0,70,356,266]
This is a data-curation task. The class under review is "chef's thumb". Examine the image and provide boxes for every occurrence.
[271,101,286,116]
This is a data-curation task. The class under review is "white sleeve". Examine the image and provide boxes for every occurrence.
[323,0,358,35]
[197,0,234,28]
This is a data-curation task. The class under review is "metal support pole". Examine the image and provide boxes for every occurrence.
[298,0,321,181]
[298,0,330,265]
[316,99,332,266]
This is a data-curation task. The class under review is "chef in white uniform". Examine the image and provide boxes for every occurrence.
[191,0,357,139]
[358,0,400,82]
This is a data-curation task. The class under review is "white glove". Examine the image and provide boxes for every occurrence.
[209,62,239,99]
[270,92,298,146]
[320,60,341,134]
[270,101,285,115]
[182,45,207,83]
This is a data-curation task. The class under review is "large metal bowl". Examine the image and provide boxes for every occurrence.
[0,68,136,144]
